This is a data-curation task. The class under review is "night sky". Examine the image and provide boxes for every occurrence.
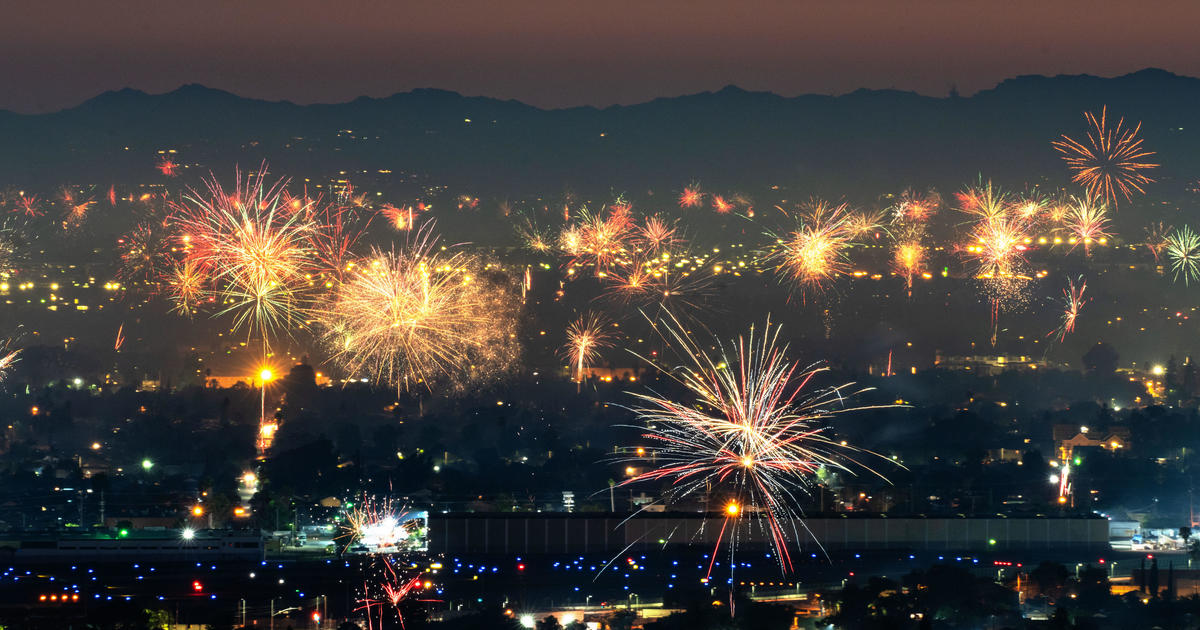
[3,0,1198,113]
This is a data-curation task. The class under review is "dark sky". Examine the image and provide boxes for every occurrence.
[3,0,1198,113]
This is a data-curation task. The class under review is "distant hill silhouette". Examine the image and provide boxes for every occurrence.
[4,68,1200,202]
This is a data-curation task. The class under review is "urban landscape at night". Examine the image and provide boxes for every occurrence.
[8,2,1200,629]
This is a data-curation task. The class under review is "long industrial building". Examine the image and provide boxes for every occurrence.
[426,512,1110,555]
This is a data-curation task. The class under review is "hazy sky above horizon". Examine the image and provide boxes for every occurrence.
[3,0,1199,113]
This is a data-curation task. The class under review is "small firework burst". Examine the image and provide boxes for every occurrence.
[1048,276,1089,343]
[1063,196,1112,255]
[156,156,179,177]
[562,312,616,383]
[1053,106,1157,207]
[679,185,704,209]
[1166,225,1200,285]
[166,258,207,317]
[636,215,682,252]
[1144,221,1171,263]
[766,201,853,292]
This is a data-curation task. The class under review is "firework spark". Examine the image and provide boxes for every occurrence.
[893,188,940,223]
[620,315,893,578]
[1166,225,1200,285]
[637,215,681,252]
[562,312,615,383]
[379,204,415,231]
[767,202,852,292]
[13,194,41,218]
[893,241,924,291]
[338,496,424,553]
[157,156,179,177]
[1144,221,1171,263]
[169,167,318,344]
[515,217,553,253]
[1053,106,1157,207]
[956,181,1009,221]
[118,223,172,288]
[1048,276,1089,343]
[679,186,704,209]
[316,226,520,393]
[166,258,207,317]
[0,216,31,275]
[313,204,372,282]
[844,209,887,240]
[1063,196,1112,255]
[0,344,18,383]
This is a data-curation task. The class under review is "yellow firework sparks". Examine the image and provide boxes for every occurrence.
[562,312,616,383]
[893,241,924,290]
[1063,195,1112,254]
[316,227,520,392]
[166,258,207,317]
[956,181,1009,221]
[768,202,852,291]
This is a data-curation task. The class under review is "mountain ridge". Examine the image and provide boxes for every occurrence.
[4,68,1200,203]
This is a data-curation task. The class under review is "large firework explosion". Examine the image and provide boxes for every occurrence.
[315,224,520,393]
[168,167,319,346]
[619,314,894,580]
[1053,106,1157,207]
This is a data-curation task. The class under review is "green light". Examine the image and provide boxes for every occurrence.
[1073,456,1082,466]
[988,538,997,546]
[118,529,129,538]
[141,459,154,471]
